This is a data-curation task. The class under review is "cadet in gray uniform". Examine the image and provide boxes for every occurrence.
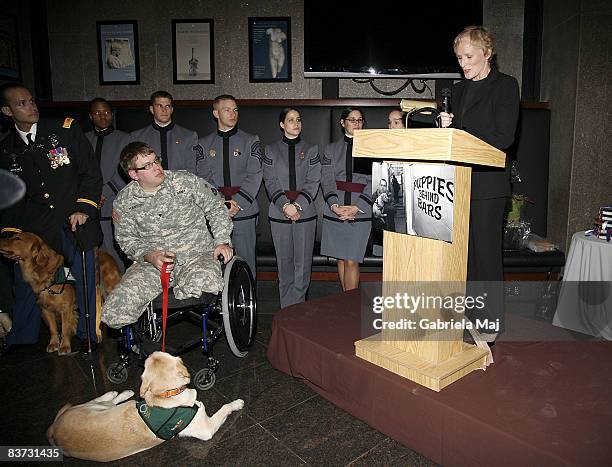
[263,107,321,308]
[196,94,263,277]
[85,97,130,271]
[320,108,372,291]
[129,90,199,173]
[101,142,233,329]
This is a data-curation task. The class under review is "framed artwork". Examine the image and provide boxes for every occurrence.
[0,15,22,81]
[96,20,140,85]
[248,17,291,83]
[172,19,215,84]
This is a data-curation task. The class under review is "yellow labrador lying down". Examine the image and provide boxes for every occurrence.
[46,352,244,462]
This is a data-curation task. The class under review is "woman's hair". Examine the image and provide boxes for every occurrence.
[278,106,300,125]
[340,107,365,123]
[453,25,495,61]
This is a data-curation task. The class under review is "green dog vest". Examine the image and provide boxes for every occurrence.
[136,399,198,440]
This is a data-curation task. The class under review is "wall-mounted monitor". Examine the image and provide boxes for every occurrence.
[304,2,483,79]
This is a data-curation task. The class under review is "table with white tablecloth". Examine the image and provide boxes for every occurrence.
[553,231,612,339]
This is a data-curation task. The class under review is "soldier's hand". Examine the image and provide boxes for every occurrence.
[144,250,175,271]
[69,212,89,231]
[225,199,242,217]
[213,244,234,264]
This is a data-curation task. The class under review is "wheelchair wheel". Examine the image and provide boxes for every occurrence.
[106,364,128,384]
[193,368,216,390]
[222,256,257,357]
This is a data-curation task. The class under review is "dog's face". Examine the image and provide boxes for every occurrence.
[0,232,63,276]
[140,352,191,405]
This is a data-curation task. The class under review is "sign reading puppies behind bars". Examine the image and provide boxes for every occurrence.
[406,164,455,242]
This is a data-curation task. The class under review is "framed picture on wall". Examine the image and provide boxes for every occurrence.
[0,14,22,81]
[96,20,140,85]
[172,19,215,84]
[248,17,291,83]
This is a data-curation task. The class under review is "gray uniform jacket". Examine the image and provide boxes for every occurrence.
[113,171,232,286]
[196,127,263,220]
[263,135,321,221]
[85,127,130,219]
[320,136,372,218]
[129,122,199,174]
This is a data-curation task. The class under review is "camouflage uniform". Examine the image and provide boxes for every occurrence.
[101,170,232,329]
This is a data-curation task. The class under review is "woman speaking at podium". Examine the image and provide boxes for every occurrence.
[439,26,520,345]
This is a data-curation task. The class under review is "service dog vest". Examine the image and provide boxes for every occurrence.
[136,399,198,440]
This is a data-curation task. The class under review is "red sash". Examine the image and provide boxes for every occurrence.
[284,190,300,201]
[336,181,366,193]
[218,186,241,197]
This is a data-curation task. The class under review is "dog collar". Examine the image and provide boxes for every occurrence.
[157,384,188,398]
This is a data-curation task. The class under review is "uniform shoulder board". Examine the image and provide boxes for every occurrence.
[62,117,74,128]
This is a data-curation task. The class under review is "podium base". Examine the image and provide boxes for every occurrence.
[355,334,489,392]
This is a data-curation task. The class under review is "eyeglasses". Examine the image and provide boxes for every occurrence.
[345,118,364,124]
[132,157,162,171]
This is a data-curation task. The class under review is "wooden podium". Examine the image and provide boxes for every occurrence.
[353,128,505,391]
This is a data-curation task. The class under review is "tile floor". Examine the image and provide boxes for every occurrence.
[0,281,436,466]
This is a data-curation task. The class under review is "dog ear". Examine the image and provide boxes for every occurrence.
[34,242,63,273]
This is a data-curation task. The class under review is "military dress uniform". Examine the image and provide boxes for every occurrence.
[196,127,263,276]
[85,126,130,271]
[320,135,372,262]
[102,171,232,329]
[263,135,321,308]
[0,117,102,345]
[129,122,199,173]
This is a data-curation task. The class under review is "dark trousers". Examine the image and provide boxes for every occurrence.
[466,197,507,335]
[6,228,97,346]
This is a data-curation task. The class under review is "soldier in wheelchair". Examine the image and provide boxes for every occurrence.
[102,142,256,389]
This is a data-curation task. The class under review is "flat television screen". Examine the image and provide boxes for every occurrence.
[304,2,483,79]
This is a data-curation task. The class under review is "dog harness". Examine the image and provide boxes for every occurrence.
[136,399,198,440]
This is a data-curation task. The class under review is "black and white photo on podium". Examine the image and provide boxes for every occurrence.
[372,162,455,242]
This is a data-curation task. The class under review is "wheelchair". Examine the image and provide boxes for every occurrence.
[105,256,256,390]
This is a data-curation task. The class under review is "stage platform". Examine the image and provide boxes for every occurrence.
[267,289,612,466]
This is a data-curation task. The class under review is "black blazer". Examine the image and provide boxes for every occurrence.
[451,67,520,199]
[0,117,103,253]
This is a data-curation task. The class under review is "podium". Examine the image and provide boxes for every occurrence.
[353,128,506,391]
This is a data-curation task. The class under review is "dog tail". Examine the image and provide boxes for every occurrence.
[46,403,72,446]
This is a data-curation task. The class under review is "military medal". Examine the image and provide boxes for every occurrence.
[299,151,305,160]
[209,149,216,157]
[9,153,22,174]
[47,135,71,169]
[233,149,241,157]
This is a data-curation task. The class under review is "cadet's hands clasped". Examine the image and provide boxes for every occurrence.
[331,204,360,221]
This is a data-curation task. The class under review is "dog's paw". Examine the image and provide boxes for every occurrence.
[58,343,72,356]
[47,341,60,353]
[230,399,244,411]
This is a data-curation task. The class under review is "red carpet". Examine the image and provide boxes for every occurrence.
[267,289,612,466]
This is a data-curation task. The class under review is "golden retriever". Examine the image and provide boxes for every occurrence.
[0,232,121,354]
[47,352,244,462]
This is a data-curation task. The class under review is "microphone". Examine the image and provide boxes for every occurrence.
[441,88,451,113]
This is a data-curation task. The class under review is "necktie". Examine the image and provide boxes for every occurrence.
[26,133,34,147]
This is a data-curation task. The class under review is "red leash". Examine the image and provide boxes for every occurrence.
[160,263,171,352]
